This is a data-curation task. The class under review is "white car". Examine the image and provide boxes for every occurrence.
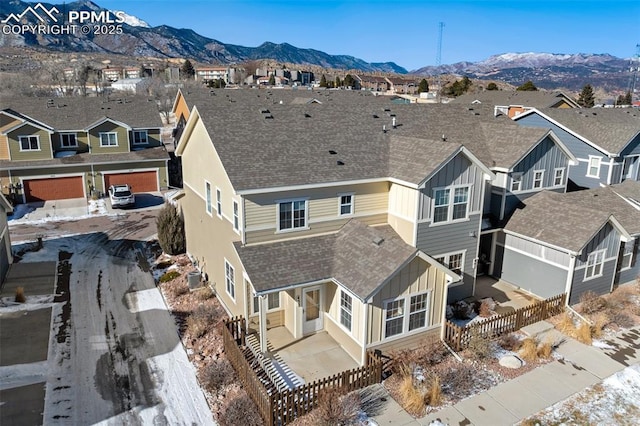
[108,184,135,208]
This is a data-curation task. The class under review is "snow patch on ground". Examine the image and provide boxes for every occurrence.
[0,296,55,312]
[593,339,616,349]
[0,361,49,390]
[9,199,116,225]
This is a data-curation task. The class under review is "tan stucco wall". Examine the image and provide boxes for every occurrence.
[8,125,52,161]
[244,182,389,244]
[88,122,130,154]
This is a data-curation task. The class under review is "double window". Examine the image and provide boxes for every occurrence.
[99,132,118,147]
[278,199,307,231]
[60,133,78,148]
[384,292,430,339]
[432,186,469,224]
[252,293,280,314]
[133,130,148,144]
[19,136,39,151]
[584,250,605,280]
[225,260,235,299]
[587,156,601,178]
[340,291,353,331]
[435,252,464,275]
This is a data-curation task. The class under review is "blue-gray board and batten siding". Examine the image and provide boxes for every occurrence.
[570,260,617,305]
[616,241,640,285]
[515,113,612,188]
[416,152,485,301]
[500,246,567,299]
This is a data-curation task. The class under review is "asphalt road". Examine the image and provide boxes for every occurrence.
[10,210,215,425]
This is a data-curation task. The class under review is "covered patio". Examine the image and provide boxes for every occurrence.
[473,276,541,313]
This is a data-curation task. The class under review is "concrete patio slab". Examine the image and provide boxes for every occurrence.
[0,307,52,366]
[487,374,550,419]
[473,276,540,311]
[0,382,45,426]
[418,406,469,426]
[455,392,519,426]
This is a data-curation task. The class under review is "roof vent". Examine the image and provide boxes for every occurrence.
[373,236,384,246]
[392,117,397,128]
[260,108,270,114]
[337,160,345,166]
[264,114,274,119]
[373,114,379,119]
[441,134,446,141]
[383,125,387,133]
[329,150,337,155]
[383,108,391,112]
[304,113,311,118]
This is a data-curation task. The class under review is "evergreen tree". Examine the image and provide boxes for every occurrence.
[577,84,595,108]
[156,203,185,255]
[268,74,276,85]
[343,74,356,88]
[319,74,328,88]
[335,76,342,87]
[486,82,498,91]
[181,59,195,79]
[516,80,538,91]
[418,78,429,93]
[624,91,633,105]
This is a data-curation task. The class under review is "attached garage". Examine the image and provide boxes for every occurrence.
[104,171,158,193]
[23,176,84,202]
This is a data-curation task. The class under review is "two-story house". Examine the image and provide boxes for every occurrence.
[0,96,169,203]
[513,108,640,189]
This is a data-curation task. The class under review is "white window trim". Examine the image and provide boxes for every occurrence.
[382,291,431,340]
[553,168,565,187]
[132,130,149,145]
[233,200,240,232]
[511,173,523,192]
[205,180,212,216]
[431,185,471,225]
[216,187,222,218]
[339,290,353,332]
[533,170,544,189]
[338,192,355,216]
[18,135,40,152]
[59,132,78,148]
[276,198,309,233]
[587,156,602,178]
[224,259,235,301]
[434,250,465,275]
[620,242,634,271]
[99,132,118,147]
[252,292,281,315]
[584,249,605,281]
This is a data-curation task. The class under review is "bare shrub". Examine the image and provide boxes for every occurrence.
[498,333,522,351]
[165,281,189,298]
[575,322,593,345]
[187,305,216,338]
[202,359,235,393]
[466,328,492,360]
[440,363,478,398]
[313,387,360,426]
[578,291,607,314]
[452,300,474,320]
[607,285,634,308]
[609,311,635,329]
[536,339,553,359]
[399,375,425,414]
[218,393,262,426]
[195,286,214,301]
[519,337,538,362]
[15,287,26,303]
[478,300,492,318]
[591,312,610,338]
[389,337,449,374]
[426,375,442,406]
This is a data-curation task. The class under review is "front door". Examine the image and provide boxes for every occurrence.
[303,286,323,335]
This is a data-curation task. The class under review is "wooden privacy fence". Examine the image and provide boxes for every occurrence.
[222,317,383,426]
[443,293,566,352]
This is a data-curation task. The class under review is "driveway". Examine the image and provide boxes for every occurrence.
[4,211,215,425]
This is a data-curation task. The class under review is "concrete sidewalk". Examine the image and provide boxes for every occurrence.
[373,323,640,426]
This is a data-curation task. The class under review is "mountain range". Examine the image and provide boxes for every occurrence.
[0,0,633,92]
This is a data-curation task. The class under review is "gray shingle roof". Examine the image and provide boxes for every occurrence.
[526,108,640,155]
[450,91,578,109]
[1,95,163,130]
[182,90,552,191]
[234,220,418,300]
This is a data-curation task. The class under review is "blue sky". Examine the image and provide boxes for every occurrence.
[98,0,638,71]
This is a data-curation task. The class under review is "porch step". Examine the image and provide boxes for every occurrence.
[246,333,305,392]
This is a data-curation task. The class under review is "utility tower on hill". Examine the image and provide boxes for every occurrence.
[436,21,444,102]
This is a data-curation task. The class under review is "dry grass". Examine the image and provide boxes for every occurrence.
[389,336,448,374]
[519,337,539,363]
[399,375,426,414]
[312,387,360,426]
[14,286,26,303]
[556,312,576,335]
[578,290,607,315]
[498,333,522,351]
[201,359,235,393]
[194,286,214,301]
[466,328,493,360]
[426,375,442,406]
[186,305,216,338]
[591,312,610,338]
[536,339,553,359]
[478,300,492,317]
[218,394,263,426]
[575,322,593,345]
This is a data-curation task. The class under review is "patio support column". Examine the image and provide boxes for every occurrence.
[258,295,268,353]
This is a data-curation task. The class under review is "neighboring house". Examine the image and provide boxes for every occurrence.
[110,78,151,94]
[450,91,580,118]
[195,66,230,83]
[498,181,640,304]
[0,193,12,285]
[386,77,417,94]
[513,108,640,189]
[356,75,390,92]
[0,96,169,203]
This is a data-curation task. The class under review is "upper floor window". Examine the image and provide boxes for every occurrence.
[225,260,235,299]
[216,188,222,217]
[205,181,212,215]
[533,170,544,189]
[100,132,118,147]
[60,133,78,148]
[587,156,601,178]
[19,136,40,151]
[554,168,565,186]
[621,241,635,271]
[340,291,353,331]
[339,194,354,216]
[233,201,239,231]
[435,251,464,275]
[278,199,307,231]
[133,130,148,145]
[433,186,469,224]
[584,250,605,280]
[511,173,522,192]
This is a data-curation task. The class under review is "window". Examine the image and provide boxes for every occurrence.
[554,168,565,186]
[584,250,605,280]
[205,181,212,215]
[587,156,601,178]
[233,201,239,231]
[432,187,469,224]
[132,130,148,144]
[99,132,118,147]
[216,188,222,217]
[339,194,354,216]
[621,241,635,270]
[384,299,404,338]
[533,170,544,189]
[225,260,235,299]
[511,173,522,192]
[19,136,39,151]
[278,199,307,231]
[384,292,430,339]
[435,252,464,275]
[60,133,77,148]
[409,293,428,331]
[252,293,280,314]
[340,291,352,331]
